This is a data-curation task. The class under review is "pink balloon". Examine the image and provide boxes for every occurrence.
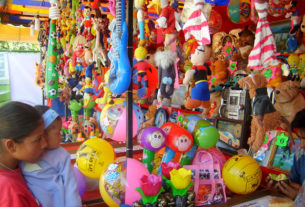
[125,158,149,205]
[73,166,87,197]
[113,108,139,141]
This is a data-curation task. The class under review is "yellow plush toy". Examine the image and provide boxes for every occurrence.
[96,70,113,105]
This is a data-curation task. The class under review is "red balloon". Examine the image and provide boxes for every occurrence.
[161,122,193,153]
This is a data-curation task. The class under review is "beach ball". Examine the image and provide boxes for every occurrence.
[194,126,219,149]
[76,138,115,179]
[222,155,262,195]
[100,158,149,206]
[100,99,144,141]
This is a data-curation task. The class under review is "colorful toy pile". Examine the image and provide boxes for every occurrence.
[35,0,305,205]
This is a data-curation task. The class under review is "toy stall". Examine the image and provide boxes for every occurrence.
[1,0,305,206]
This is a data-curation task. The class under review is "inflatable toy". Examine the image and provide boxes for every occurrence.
[100,99,143,141]
[137,127,166,173]
[222,155,262,194]
[108,0,131,95]
[73,166,86,197]
[76,138,115,179]
[100,158,149,206]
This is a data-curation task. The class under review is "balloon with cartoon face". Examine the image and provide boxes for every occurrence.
[161,122,193,153]
[137,127,166,173]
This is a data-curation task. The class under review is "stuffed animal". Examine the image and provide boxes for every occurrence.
[155,50,177,105]
[296,15,305,53]
[210,60,229,84]
[274,81,305,125]
[238,74,282,153]
[141,105,157,128]
[133,46,151,92]
[184,45,210,115]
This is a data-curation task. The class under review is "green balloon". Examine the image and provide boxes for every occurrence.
[194,126,219,149]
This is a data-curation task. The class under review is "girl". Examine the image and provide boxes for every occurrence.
[20,106,82,207]
[0,101,47,207]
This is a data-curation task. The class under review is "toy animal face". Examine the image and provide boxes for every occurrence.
[274,81,300,103]
[238,74,267,90]
[174,135,192,152]
[148,131,165,148]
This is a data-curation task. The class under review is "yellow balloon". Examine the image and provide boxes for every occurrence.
[222,155,262,195]
[76,138,115,179]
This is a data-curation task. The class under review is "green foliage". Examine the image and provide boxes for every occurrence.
[0,41,40,52]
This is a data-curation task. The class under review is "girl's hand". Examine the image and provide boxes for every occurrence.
[276,180,301,200]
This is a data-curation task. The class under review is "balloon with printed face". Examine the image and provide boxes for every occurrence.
[137,127,166,173]
[161,122,193,153]
[100,99,144,141]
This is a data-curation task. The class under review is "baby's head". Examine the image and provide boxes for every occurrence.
[35,106,62,150]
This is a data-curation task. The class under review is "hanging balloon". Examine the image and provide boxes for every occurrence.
[208,10,222,34]
[227,0,251,24]
[100,99,144,141]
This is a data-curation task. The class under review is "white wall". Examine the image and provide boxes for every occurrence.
[6,52,43,105]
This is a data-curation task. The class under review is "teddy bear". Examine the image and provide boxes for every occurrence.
[141,105,158,128]
[238,74,282,153]
[274,81,305,125]
[210,60,229,84]
[184,45,210,116]
[296,15,305,53]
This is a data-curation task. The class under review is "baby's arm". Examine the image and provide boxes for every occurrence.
[59,148,82,207]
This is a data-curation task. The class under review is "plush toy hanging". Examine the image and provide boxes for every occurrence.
[183,0,211,46]
[155,50,177,105]
[108,0,131,95]
[248,0,279,70]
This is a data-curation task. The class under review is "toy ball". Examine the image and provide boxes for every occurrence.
[73,166,87,196]
[222,155,262,195]
[100,99,144,141]
[137,127,166,151]
[181,115,210,133]
[100,158,149,206]
[194,126,219,149]
[208,10,222,34]
[161,122,193,153]
[76,138,115,179]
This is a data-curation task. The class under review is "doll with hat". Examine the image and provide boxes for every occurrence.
[184,45,210,115]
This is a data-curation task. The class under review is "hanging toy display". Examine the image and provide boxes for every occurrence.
[108,0,131,95]
[46,1,60,98]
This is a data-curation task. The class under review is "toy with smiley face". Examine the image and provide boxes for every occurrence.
[138,127,166,173]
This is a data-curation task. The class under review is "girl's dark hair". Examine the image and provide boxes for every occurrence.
[0,101,42,142]
[291,109,305,129]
